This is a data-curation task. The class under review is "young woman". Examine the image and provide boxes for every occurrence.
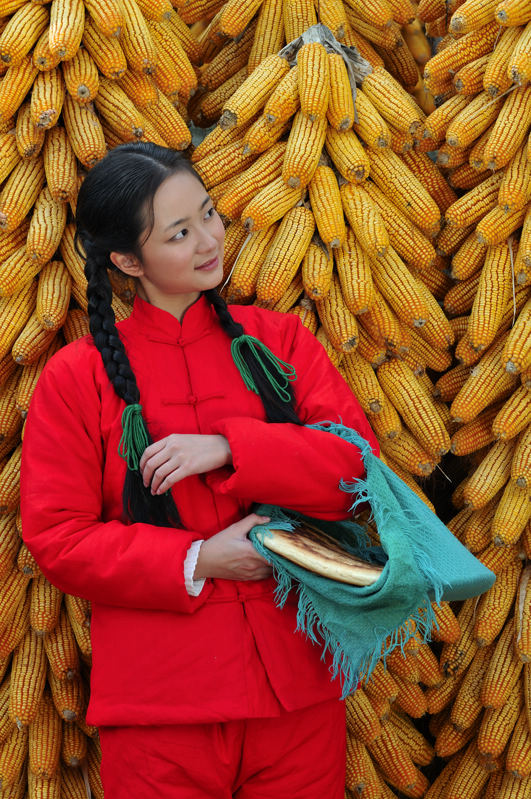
[20,142,379,799]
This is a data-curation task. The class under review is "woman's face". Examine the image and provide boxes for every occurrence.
[125,170,225,310]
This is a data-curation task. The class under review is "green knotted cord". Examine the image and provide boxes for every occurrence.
[231,334,297,402]
[118,403,150,471]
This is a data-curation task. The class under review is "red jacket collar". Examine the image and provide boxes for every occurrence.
[124,293,217,343]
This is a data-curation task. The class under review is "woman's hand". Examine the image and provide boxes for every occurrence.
[139,434,232,495]
[194,514,273,582]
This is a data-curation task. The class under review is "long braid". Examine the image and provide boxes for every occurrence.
[84,243,182,527]
[204,289,303,425]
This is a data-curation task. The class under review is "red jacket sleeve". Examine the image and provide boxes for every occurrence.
[20,346,212,612]
[207,314,379,520]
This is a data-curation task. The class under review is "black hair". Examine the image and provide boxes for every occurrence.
[75,141,301,527]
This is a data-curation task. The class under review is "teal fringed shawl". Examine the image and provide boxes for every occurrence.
[249,423,495,698]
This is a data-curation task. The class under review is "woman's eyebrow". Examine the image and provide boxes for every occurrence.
[164,195,212,231]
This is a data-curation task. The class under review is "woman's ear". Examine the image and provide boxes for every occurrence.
[109,251,144,276]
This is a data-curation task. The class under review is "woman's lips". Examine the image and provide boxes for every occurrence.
[195,256,219,271]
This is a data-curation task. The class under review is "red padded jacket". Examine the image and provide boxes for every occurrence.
[20,295,378,726]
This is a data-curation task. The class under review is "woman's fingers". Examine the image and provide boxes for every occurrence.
[139,438,166,472]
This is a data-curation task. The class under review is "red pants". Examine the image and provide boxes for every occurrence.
[99,699,346,798]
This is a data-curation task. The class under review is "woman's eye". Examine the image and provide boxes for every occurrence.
[172,229,187,240]
[204,206,215,219]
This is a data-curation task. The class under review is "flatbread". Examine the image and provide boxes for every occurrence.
[259,522,384,586]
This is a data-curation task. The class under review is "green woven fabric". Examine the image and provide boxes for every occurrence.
[249,422,495,698]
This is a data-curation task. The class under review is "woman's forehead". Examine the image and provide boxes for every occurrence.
[152,172,208,226]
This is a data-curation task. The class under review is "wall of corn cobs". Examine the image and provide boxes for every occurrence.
[0,0,529,797]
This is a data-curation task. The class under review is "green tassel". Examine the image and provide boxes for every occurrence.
[118,403,150,471]
[231,334,297,402]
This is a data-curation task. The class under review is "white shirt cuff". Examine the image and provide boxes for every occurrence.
[184,540,206,596]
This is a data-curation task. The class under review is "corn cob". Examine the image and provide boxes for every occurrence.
[514,564,531,663]
[297,42,330,123]
[482,617,524,709]
[48,0,85,62]
[301,241,333,300]
[0,511,18,581]
[140,92,191,150]
[363,181,436,271]
[0,280,38,361]
[16,101,45,161]
[453,54,489,97]
[501,291,531,372]
[216,142,286,221]
[0,3,49,67]
[0,371,22,442]
[360,66,424,138]
[120,0,157,74]
[219,53,289,130]
[340,183,388,260]
[30,574,62,636]
[0,724,28,788]
[28,690,61,778]
[401,150,458,215]
[148,20,196,101]
[61,720,87,769]
[367,721,420,793]
[226,225,276,303]
[82,15,127,79]
[26,186,67,268]
[463,497,498,553]
[307,164,345,249]
[498,142,531,212]
[323,53,353,132]
[370,247,430,329]
[484,85,531,171]
[12,311,56,365]
[42,126,76,203]
[32,27,61,72]
[451,233,487,280]
[0,55,38,122]
[450,403,502,456]
[444,741,492,799]
[367,147,441,238]
[248,0,284,72]
[345,733,378,795]
[0,245,42,299]
[83,0,123,37]
[476,204,528,246]
[43,606,79,682]
[345,689,382,744]
[61,95,105,168]
[61,47,98,107]
[242,114,289,156]
[8,627,46,725]
[434,364,471,404]
[493,386,531,440]
[200,23,255,91]
[496,0,531,25]
[378,359,450,457]
[449,163,492,191]
[424,20,500,92]
[484,24,523,97]
[436,224,475,261]
[325,126,370,184]
[467,241,516,351]
[315,274,358,352]
[194,138,255,191]
[282,112,327,188]
[445,92,505,150]
[506,707,531,778]
[463,437,517,508]
[512,424,531,488]
[444,272,481,318]
[0,154,45,233]
[422,94,469,145]
[262,64,299,125]
[450,645,493,732]
[35,260,71,332]
[476,560,522,652]
[491,479,530,546]
[0,131,19,184]
[255,206,314,306]
[241,176,303,231]
[335,228,375,314]
[508,21,531,86]
[435,717,480,758]
[15,337,61,418]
